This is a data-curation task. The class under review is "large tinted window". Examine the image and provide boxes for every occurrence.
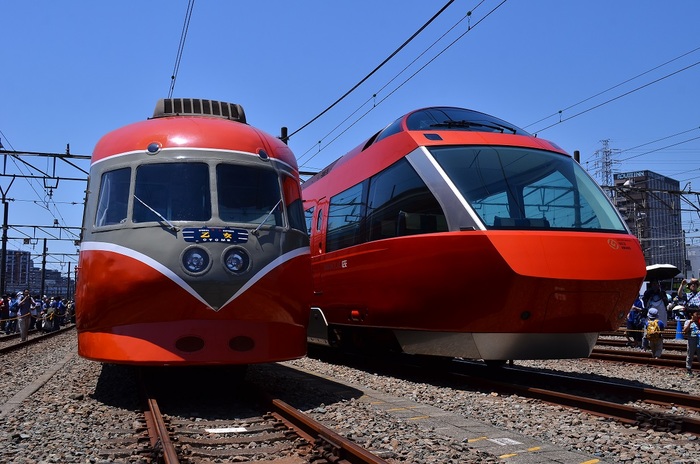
[217,164,282,226]
[95,167,130,227]
[430,146,627,231]
[367,158,446,240]
[406,107,529,135]
[134,163,211,223]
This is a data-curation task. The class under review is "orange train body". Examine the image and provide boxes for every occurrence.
[302,107,645,360]
[76,99,311,365]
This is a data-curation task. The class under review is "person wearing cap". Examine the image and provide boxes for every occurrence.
[678,278,700,310]
[683,309,700,377]
[643,308,666,359]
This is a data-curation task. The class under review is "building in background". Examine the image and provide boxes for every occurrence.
[686,244,699,279]
[613,170,685,274]
[3,249,75,298]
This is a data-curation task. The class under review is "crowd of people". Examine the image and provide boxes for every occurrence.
[0,290,73,341]
[626,277,700,376]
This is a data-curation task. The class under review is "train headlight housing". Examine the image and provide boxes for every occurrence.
[223,247,250,274]
[181,247,210,275]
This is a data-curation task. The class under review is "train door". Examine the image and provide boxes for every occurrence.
[304,197,327,293]
[307,197,333,345]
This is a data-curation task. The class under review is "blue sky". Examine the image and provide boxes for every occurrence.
[2,0,700,272]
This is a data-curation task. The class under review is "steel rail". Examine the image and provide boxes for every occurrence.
[269,397,388,464]
[140,380,180,464]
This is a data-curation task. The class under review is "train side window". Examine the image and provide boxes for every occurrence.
[304,206,314,236]
[316,208,323,232]
[326,181,367,252]
[95,167,131,227]
[366,158,446,240]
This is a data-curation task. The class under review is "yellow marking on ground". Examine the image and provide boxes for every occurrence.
[407,415,431,421]
[386,406,419,412]
[527,447,541,452]
[467,436,488,443]
[580,460,600,464]
[499,453,518,458]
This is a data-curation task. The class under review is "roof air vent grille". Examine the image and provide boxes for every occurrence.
[153,98,246,124]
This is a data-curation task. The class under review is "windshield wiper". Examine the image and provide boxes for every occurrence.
[430,119,516,134]
[134,195,179,232]
[252,199,282,236]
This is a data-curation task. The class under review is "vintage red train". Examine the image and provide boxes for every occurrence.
[76,98,311,365]
[302,106,646,361]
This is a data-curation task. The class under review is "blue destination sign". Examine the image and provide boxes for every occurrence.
[182,227,249,243]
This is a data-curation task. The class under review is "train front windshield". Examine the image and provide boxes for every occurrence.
[95,162,283,227]
[429,146,628,232]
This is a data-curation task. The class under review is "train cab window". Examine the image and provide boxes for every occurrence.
[95,167,131,227]
[134,163,210,223]
[367,158,447,240]
[216,164,282,226]
[304,207,314,236]
[430,146,628,232]
[326,181,367,252]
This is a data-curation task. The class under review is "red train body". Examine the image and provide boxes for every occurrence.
[302,107,646,360]
[76,98,311,365]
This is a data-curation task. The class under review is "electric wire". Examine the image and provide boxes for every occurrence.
[525,45,700,130]
[298,1,484,167]
[532,59,700,134]
[287,0,456,142]
[167,0,196,99]
[299,0,506,170]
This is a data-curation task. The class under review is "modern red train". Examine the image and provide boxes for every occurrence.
[76,98,311,365]
[302,106,646,361]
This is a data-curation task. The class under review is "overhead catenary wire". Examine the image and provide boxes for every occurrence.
[299,0,507,169]
[531,59,700,135]
[287,0,456,142]
[525,45,700,130]
[167,0,196,99]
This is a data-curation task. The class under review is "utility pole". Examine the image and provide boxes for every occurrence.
[592,139,619,199]
[0,176,16,296]
[40,238,47,298]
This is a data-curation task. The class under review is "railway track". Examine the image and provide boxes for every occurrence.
[99,366,389,463]
[309,348,700,439]
[453,362,700,435]
[0,324,73,354]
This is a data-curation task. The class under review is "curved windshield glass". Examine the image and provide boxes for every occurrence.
[430,146,628,232]
[407,107,530,135]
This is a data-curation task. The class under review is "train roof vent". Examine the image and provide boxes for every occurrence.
[152,98,246,124]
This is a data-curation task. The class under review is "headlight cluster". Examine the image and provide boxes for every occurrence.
[180,246,250,275]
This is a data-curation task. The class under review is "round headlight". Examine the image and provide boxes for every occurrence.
[182,247,210,274]
[223,248,250,274]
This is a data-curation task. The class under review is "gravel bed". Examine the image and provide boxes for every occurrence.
[283,348,700,464]
[1,330,698,463]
